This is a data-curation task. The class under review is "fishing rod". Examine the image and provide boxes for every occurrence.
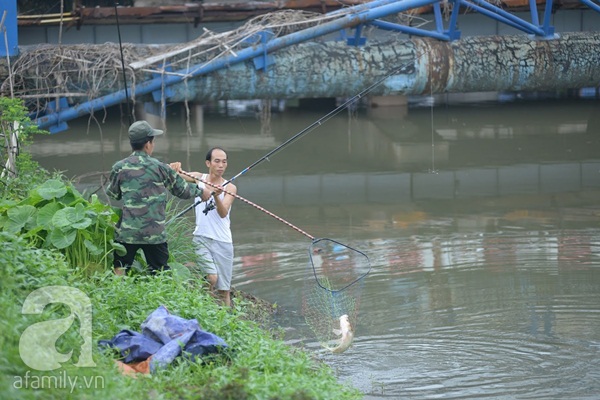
[178,170,314,239]
[114,2,132,125]
[171,61,413,222]
[176,169,371,291]
[87,3,131,201]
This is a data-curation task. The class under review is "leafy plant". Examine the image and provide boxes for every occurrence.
[0,97,50,199]
[0,213,361,400]
[0,178,123,272]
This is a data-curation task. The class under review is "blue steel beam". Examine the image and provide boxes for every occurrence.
[541,0,555,36]
[327,0,402,16]
[370,20,451,40]
[581,0,600,13]
[368,0,462,41]
[0,0,18,57]
[460,1,538,34]
[446,0,461,40]
[530,0,540,28]
[458,0,556,38]
[367,0,561,45]
[433,2,444,33]
[465,0,547,36]
[35,0,440,130]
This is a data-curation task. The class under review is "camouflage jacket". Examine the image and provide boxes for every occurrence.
[107,151,203,244]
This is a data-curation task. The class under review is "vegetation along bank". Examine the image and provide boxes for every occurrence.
[0,97,361,400]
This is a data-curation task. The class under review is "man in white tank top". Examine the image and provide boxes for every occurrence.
[179,147,237,307]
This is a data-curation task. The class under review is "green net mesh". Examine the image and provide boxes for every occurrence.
[302,238,370,351]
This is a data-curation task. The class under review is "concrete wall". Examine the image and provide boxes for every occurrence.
[240,161,600,206]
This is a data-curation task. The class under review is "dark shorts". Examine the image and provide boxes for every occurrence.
[113,242,170,274]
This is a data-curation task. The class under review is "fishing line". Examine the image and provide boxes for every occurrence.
[114,2,132,125]
[429,58,438,174]
[92,1,133,202]
[170,57,423,223]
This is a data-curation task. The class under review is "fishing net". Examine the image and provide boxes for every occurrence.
[302,238,370,350]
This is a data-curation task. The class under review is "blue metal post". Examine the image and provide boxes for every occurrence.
[0,0,18,57]
[445,0,461,40]
[541,0,555,38]
[433,2,444,34]
[529,0,540,27]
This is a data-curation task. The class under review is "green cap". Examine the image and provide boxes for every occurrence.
[128,120,163,142]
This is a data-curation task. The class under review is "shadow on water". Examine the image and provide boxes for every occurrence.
[29,97,600,398]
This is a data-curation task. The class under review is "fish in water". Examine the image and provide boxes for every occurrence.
[324,314,354,354]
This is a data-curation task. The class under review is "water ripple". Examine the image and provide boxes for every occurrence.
[239,229,600,398]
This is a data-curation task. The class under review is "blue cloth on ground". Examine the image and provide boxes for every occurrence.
[98,305,227,373]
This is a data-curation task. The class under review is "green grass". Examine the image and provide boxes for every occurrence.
[0,219,362,400]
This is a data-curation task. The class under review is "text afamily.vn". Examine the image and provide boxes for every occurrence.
[13,370,105,393]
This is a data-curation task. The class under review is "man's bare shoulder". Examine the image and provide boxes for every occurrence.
[226,181,237,194]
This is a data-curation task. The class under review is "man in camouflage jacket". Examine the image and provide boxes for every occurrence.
[107,120,210,275]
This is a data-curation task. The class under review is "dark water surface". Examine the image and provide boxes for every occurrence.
[30,98,600,398]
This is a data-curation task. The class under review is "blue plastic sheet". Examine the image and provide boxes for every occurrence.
[99,305,227,373]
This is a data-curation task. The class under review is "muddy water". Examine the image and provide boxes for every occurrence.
[30,98,600,398]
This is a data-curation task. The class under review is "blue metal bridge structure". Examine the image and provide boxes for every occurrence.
[1,0,600,133]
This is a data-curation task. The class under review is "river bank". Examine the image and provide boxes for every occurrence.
[0,97,362,400]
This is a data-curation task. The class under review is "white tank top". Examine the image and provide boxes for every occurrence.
[193,174,232,243]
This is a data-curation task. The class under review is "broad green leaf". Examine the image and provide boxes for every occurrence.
[131,260,145,273]
[58,190,78,206]
[37,202,62,230]
[52,206,76,229]
[52,203,89,229]
[48,227,76,249]
[88,197,109,214]
[20,191,44,207]
[70,185,83,199]
[84,210,99,225]
[0,199,17,213]
[71,217,92,230]
[111,206,122,219]
[36,179,67,200]
[84,239,103,256]
[7,205,36,232]
[111,240,127,256]
[170,261,192,282]
[107,211,119,224]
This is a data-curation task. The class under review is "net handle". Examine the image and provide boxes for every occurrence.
[180,171,372,288]
[309,238,372,293]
